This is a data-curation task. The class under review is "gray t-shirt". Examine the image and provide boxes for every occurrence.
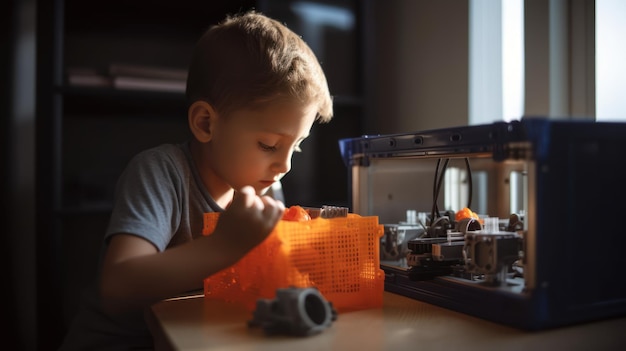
[105,142,222,250]
[60,142,222,350]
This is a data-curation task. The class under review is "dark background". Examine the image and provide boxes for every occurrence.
[14,0,364,349]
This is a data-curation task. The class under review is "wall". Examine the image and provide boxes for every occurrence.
[524,0,595,119]
[362,0,594,135]
[363,0,470,135]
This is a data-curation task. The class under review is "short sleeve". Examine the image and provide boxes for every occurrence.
[105,147,185,252]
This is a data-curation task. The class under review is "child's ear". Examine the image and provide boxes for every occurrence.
[188,101,218,143]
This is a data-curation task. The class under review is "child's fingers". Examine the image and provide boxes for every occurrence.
[252,195,265,210]
[234,186,256,208]
[234,186,286,218]
[262,195,285,211]
[260,195,285,218]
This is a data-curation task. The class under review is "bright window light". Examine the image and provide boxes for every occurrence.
[502,0,524,122]
[596,0,626,121]
[469,0,524,125]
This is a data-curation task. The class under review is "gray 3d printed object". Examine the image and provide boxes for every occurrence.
[248,287,338,336]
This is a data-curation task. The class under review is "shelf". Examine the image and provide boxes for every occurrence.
[61,85,186,99]
[61,85,187,117]
[65,0,257,34]
[60,87,363,117]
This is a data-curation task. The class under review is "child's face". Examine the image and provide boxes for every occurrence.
[208,102,318,196]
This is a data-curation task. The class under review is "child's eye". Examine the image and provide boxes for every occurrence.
[258,142,277,152]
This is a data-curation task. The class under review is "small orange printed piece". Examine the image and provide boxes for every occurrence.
[282,205,311,221]
[455,207,480,222]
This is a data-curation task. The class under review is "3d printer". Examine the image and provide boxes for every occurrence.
[339,118,626,330]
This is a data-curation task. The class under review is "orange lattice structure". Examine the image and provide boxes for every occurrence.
[202,212,385,313]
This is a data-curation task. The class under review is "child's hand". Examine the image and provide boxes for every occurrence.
[214,186,285,254]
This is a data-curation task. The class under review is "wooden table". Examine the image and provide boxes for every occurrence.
[148,291,626,350]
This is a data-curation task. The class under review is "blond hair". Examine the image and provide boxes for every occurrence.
[186,11,333,122]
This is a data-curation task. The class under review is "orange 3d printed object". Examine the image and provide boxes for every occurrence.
[202,208,385,313]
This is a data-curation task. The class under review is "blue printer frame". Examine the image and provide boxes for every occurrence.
[339,118,626,330]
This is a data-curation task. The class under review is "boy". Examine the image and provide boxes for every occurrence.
[60,11,333,350]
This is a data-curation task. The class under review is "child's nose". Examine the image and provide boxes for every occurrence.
[272,151,292,175]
